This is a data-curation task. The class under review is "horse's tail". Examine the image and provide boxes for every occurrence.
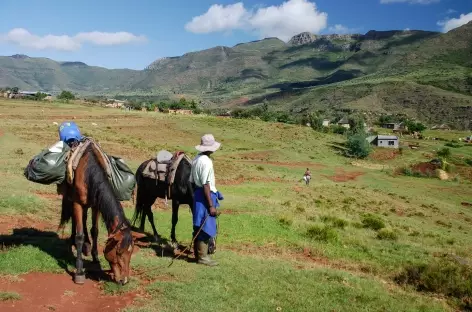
[131,162,145,227]
[59,196,73,228]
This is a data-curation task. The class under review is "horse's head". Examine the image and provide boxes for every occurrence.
[104,227,145,285]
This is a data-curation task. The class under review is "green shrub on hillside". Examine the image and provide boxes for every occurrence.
[346,134,371,159]
[377,228,398,240]
[362,214,385,230]
[306,225,339,243]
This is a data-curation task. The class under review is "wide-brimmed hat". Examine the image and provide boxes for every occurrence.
[195,134,221,152]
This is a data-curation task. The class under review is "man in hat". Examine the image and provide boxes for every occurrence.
[190,134,222,266]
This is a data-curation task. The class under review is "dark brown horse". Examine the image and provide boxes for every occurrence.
[60,144,143,284]
[133,157,193,244]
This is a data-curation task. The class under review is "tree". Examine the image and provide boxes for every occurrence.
[348,115,365,134]
[346,134,371,159]
[309,113,324,132]
[11,87,19,94]
[57,91,75,101]
[34,92,47,101]
[405,120,426,133]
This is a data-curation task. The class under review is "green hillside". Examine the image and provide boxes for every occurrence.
[1,23,471,127]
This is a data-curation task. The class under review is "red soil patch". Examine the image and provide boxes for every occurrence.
[0,272,140,312]
[323,168,365,182]
[240,160,326,169]
[369,149,400,161]
[0,215,55,235]
[411,162,440,175]
[220,176,282,186]
[462,202,472,207]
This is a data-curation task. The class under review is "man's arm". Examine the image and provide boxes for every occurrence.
[204,183,217,217]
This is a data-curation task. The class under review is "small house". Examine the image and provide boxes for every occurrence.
[368,135,399,148]
[322,119,330,127]
[337,117,350,129]
[382,122,406,131]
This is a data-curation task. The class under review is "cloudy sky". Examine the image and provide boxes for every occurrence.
[0,0,471,69]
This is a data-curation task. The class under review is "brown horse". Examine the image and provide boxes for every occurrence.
[60,144,143,285]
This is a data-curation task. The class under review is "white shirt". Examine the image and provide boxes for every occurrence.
[190,154,217,193]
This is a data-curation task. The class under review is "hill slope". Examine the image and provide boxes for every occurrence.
[0,23,471,127]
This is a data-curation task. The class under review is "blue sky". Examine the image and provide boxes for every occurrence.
[0,0,471,69]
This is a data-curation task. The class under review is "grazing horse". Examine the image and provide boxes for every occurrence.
[60,144,143,285]
[133,157,193,244]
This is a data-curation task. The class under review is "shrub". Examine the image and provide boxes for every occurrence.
[306,225,339,243]
[320,215,348,229]
[377,228,398,240]
[465,159,472,167]
[445,142,462,148]
[361,214,385,230]
[437,147,451,159]
[395,257,472,310]
[346,134,371,159]
[332,125,348,135]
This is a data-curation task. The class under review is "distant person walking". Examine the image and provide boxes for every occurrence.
[303,168,311,185]
[190,134,223,266]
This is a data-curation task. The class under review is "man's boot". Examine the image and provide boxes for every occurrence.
[196,240,218,266]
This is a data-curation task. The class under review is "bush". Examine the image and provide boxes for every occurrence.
[445,142,462,148]
[346,134,371,159]
[320,215,349,229]
[332,125,348,135]
[377,228,398,240]
[306,225,339,243]
[437,147,451,159]
[465,159,472,167]
[395,257,472,310]
[362,214,385,230]
[57,90,75,101]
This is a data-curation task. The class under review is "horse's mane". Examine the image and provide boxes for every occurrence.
[85,146,132,249]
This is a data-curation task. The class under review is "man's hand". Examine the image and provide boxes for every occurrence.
[209,206,218,217]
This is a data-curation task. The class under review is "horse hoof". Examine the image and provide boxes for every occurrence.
[74,274,86,284]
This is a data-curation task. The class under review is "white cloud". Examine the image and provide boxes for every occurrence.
[1,28,147,51]
[328,24,356,34]
[446,9,457,15]
[438,12,472,32]
[185,3,249,33]
[185,0,328,41]
[380,0,440,4]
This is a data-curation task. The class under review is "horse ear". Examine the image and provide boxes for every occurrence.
[131,231,146,240]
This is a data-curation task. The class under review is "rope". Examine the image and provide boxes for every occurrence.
[167,214,210,268]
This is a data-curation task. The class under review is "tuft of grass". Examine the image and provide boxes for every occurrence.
[295,204,306,213]
[361,214,386,231]
[377,229,398,241]
[0,292,21,301]
[320,215,349,229]
[306,225,339,243]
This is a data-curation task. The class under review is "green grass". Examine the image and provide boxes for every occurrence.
[0,292,21,301]
[1,99,472,311]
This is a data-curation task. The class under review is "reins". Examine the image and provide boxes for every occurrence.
[167,214,209,268]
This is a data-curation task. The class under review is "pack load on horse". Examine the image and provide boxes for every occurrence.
[133,149,193,244]
[24,121,136,201]
[24,121,143,284]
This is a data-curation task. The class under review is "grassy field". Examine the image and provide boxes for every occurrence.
[0,99,472,311]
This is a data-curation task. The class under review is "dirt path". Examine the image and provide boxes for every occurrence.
[0,273,139,312]
[323,168,365,182]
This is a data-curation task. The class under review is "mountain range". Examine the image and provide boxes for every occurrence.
[1,22,471,127]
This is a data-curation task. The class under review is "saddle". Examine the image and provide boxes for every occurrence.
[141,150,192,199]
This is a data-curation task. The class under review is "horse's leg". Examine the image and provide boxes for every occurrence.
[146,203,160,242]
[170,200,179,245]
[73,202,86,284]
[82,209,91,257]
[91,208,100,264]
